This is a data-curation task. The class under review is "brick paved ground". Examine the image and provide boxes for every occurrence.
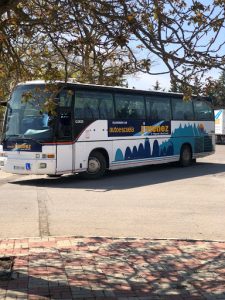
[0,237,225,300]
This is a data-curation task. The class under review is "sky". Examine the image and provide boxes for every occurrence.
[126,0,224,91]
[127,72,171,91]
[127,68,221,91]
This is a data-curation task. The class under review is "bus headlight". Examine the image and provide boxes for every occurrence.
[39,163,47,169]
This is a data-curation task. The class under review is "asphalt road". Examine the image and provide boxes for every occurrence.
[0,145,225,240]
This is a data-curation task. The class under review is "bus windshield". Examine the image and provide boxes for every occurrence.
[3,84,56,142]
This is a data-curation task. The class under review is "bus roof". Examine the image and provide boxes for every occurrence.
[17,80,210,101]
[17,80,184,95]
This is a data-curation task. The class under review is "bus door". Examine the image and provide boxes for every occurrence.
[56,91,74,173]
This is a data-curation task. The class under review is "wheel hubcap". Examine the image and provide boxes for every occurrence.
[88,157,101,174]
[183,148,191,162]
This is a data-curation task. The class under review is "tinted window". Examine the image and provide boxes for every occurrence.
[58,89,73,107]
[146,97,171,121]
[4,85,55,141]
[193,100,214,121]
[75,91,114,119]
[57,89,73,139]
[115,94,145,119]
[58,111,72,138]
[172,98,194,120]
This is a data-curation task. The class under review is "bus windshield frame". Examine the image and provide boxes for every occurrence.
[2,84,58,143]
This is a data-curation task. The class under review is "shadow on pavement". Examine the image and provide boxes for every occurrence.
[0,238,225,299]
[9,162,225,191]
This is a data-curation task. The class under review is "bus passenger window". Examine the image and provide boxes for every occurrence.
[115,94,145,119]
[98,93,114,119]
[75,91,114,119]
[193,100,214,121]
[58,90,73,107]
[172,98,194,120]
[146,97,171,122]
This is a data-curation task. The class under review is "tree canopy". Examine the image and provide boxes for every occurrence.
[203,70,225,108]
[0,0,225,99]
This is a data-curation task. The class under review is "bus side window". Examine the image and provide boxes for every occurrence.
[75,96,98,119]
[74,91,114,119]
[115,94,145,119]
[146,97,171,122]
[58,89,73,107]
[193,100,214,121]
[172,98,194,120]
[98,93,114,119]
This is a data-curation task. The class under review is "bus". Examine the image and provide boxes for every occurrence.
[0,80,215,179]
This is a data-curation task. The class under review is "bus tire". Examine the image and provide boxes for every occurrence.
[180,144,192,167]
[81,151,106,179]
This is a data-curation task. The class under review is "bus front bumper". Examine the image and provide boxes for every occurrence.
[0,157,7,170]
[1,157,56,175]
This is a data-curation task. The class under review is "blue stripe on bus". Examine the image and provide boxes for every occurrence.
[215,110,222,119]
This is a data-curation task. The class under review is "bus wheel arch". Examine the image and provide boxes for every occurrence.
[90,148,110,169]
[81,148,109,179]
[179,143,193,167]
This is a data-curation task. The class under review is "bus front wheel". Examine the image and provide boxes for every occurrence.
[180,145,192,167]
[81,151,106,179]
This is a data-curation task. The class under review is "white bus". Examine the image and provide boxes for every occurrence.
[214,109,225,143]
[0,81,215,179]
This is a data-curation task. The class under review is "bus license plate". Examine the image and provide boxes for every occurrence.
[14,165,25,170]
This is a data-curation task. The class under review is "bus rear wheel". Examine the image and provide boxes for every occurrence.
[81,151,106,179]
[180,145,192,167]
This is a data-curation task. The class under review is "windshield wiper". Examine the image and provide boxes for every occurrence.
[2,135,20,142]
[17,136,45,143]
[2,135,41,143]
[2,135,48,144]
